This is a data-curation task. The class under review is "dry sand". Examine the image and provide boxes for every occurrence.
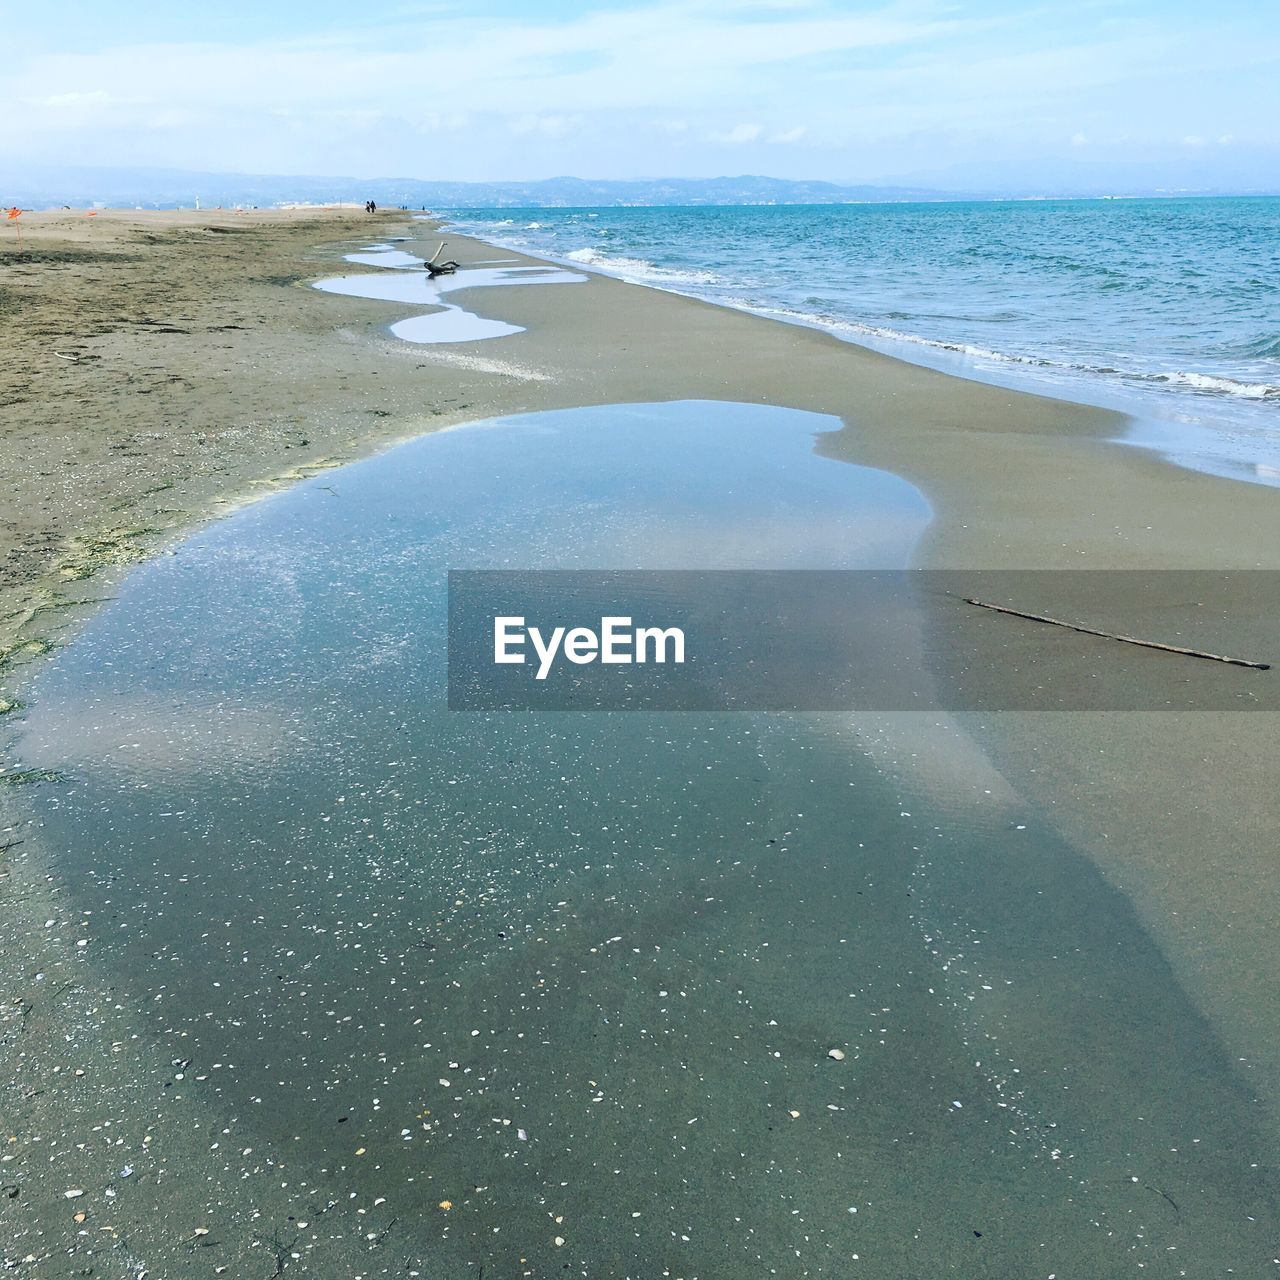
[2,209,1278,1273]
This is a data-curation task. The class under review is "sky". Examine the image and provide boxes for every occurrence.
[3,0,1278,191]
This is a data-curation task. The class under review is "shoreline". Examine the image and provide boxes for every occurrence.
[2,209,1279,1270]
[435,203,1280,490]
[4,209,1260,711]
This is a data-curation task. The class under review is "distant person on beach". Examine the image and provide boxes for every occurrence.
[370,200,377,213]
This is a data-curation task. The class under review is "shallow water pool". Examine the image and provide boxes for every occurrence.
[12,402,1277,1275]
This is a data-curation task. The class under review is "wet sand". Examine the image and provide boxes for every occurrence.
[2,210,1278,1275]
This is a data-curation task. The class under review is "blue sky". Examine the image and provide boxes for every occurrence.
[4,0,1278,190]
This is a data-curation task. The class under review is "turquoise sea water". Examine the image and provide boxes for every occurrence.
[443,198,1280,485]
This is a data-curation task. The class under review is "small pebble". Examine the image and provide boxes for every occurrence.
[828,1048,846,1061]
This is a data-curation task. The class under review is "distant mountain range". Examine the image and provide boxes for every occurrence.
[2,165,955,208]
[2,163,1271,209]
[358,174,955,207]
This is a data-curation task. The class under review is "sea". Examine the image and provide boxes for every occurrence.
[441,197,1280,486]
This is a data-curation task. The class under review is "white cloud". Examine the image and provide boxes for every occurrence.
[510,114,581,139]
[1,2,988,135]
[24,89,139,108]
[1,0,1275,183]
[713,122,764,143]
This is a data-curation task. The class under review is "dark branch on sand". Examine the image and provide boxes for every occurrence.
[425,240,460,278]
[963,598,1271,670]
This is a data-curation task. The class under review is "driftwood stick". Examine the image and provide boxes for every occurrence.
[429,240,447,263]
[963,598,1271,670]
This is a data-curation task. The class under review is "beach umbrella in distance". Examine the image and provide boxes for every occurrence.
[6,206,20,250]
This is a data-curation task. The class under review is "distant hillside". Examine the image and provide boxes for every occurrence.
[7,163,1262,209]
[371,175,952,207]
[2,164,953,209]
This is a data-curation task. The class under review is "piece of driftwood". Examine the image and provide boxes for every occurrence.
[963,597,1271,670]
[426,240,459,278]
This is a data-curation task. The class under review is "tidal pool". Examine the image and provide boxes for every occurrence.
[314,245,586,343]
[11,402,1277,1275]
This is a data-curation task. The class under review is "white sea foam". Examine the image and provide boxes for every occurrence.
[713,297,1280,403]
[714,296,1052,367]
[1148,370,1279,400]
[563,246,719,286]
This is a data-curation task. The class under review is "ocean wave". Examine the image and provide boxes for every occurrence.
[563,246,719,286]
[720,298,1055,366]
[719,299,1280,402]
[1233,333,1280,359]
[1144,370,1280,400]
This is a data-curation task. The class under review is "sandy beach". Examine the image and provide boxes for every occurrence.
[2,209,1278,1275]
